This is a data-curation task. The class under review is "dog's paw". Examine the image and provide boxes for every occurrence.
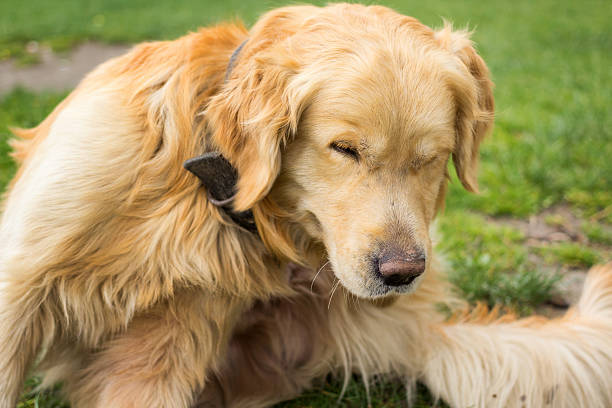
[576,262,612,319]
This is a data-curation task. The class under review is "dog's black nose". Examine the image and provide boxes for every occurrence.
[377,248,426,287]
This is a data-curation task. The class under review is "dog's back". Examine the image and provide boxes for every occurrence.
[0,22,259,406]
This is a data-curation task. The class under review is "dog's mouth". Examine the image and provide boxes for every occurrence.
[366,273,425,298]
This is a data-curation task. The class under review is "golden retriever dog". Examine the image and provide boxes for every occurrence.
[1,3,611,407]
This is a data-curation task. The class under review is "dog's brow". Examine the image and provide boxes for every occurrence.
[329,130,362,146]
[334,118,361,129]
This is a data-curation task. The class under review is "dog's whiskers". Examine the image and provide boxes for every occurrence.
[328,279,341,310]
[351,291,361,311]
[311,260,330,293]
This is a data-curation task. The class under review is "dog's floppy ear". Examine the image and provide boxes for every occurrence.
[206,7,317,212]
[435,24,494,193]
[206,60,292,212]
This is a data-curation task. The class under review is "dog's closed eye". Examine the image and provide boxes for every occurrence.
[330,141,359,161]
[410,154,437,170]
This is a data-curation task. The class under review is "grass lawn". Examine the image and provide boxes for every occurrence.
[1,0,611,406]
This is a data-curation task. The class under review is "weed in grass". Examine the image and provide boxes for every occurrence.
[582,222,612,246]
[537,243,602,268]
[544,214,566,228]
[566,190,612,224]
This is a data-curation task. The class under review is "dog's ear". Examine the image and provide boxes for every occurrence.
[206,60,292,212]
[206,7,317,212]
[435,24,494,193]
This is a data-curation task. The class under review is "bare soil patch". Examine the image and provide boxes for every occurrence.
[490,205,587,247]
[0,43,131,95]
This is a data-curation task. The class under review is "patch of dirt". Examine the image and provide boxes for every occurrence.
[535,270,587,318]
[489,204,610,316]
[535,271,587,318]
[549,271,586,306]
[0,42,132,95]
[490,204,587,247]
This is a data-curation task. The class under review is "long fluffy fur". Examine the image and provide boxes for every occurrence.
[0,4,611,408]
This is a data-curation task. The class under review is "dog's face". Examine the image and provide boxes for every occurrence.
[208,4,494,298]
[277,65,455,297]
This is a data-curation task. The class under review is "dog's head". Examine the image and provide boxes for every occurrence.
[207,4,494,298]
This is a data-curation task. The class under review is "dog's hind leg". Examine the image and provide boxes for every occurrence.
[196,296,335,406]
[0,255,55,408]
[193,265,339,408]
[68,289,248,408]
[419,262,612,408]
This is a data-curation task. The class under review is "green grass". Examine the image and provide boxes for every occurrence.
[537,242,602,269]
[566,190,612,223]
[0,89,68,189]
[1,0,611,406]
[17,378,68,408]
[583,222,612,246]
[277,378,447,408]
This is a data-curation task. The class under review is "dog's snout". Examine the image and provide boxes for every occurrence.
[377,248,426,287]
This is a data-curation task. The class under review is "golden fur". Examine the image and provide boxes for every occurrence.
[1,4,611,407]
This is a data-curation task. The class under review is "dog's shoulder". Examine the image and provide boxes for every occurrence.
[6,23,249,203]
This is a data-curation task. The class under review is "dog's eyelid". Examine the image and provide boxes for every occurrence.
[330,141,360,161]
[409,153,439,169]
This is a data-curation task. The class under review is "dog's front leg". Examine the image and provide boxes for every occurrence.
[419,263,612,408]
[68,289,249,408]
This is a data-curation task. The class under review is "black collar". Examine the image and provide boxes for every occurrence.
[224,39,248,81]
[183,40,257,233]
[183,152,257,233]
